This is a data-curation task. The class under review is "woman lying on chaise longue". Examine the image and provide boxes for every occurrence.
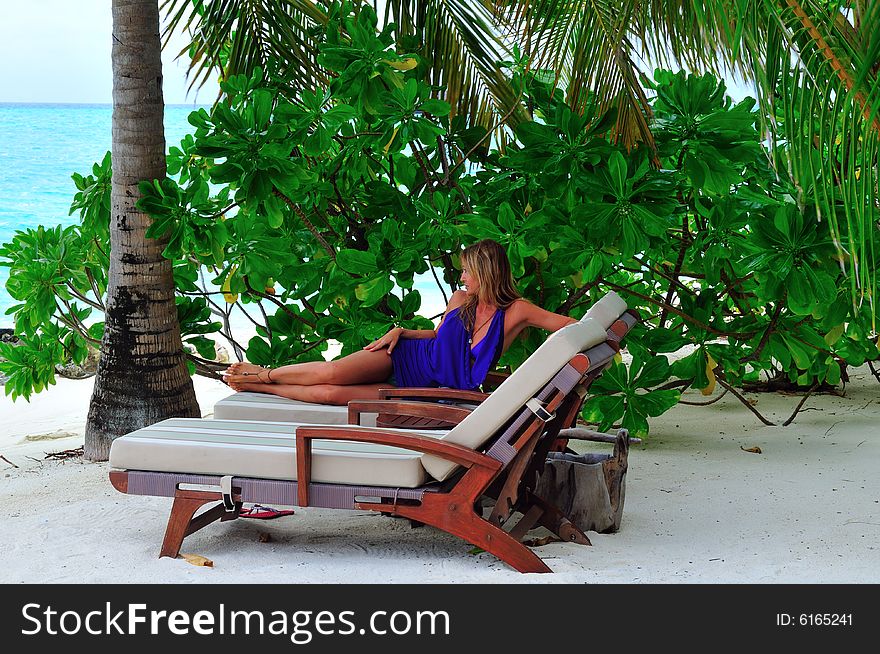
[222,239,577,403]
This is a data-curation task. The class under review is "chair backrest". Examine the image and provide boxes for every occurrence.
[421,317,608,481]
[583,290,627,329]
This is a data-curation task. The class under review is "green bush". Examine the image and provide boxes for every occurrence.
[2,1,877,436]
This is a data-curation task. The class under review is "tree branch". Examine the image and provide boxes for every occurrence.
[443,100,521,183]
[273,188,336,260]
[782,382,819,426]
[84,268,105,310]
[742,302,784,363]
[63,283,105,311]
[603,282,759,339]
[715,375,776,426]
[659,212,690,327]
[678,389,729,406]
[428,258,449,307]
[559,281,599,314]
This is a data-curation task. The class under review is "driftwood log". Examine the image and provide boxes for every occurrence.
[534,428,630,534]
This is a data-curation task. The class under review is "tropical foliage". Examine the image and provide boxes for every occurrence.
[2,1,877,438]
[164,0,880,312]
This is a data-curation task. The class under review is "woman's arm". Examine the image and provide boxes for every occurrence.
[363,291,468,354]
[363,326,429,354]
[397,328,436,339]
[515,299,577,333]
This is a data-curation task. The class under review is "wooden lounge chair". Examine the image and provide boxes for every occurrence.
[108,316,622,573]
[212,291,635,430]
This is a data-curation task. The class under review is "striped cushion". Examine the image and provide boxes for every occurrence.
[213,392,369,425]
[109,419,444,488]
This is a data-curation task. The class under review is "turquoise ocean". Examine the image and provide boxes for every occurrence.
[0,103,446,331]
[0,103,206,328]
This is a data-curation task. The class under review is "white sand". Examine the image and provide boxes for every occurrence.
[1,366,878,583]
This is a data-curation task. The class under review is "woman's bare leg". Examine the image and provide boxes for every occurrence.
[224,348,393,387]
[227,381,390,405]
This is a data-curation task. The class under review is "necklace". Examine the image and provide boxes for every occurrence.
[468,309,497,345]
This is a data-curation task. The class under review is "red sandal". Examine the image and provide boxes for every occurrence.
[239,504,295,520]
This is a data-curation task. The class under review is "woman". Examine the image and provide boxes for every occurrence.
[222,239,576,404]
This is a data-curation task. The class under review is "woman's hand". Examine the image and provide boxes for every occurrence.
[363,327,403,354]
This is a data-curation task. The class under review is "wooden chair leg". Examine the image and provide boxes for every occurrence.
[160,496,239,558]
[371,496,552,573]
[506,503,545,541]
[527,491,592,545]
[506,492,592,546]
[449,508,552,573]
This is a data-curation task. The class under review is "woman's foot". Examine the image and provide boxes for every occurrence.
[225,361,268,376]
[224,380,278,394]
[222,362,275,386]
[225,378,250,392]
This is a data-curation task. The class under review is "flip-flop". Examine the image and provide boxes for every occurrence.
[239,504,295,520]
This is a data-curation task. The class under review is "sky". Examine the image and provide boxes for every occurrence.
[0,1,755,106]
[0,1,220,104]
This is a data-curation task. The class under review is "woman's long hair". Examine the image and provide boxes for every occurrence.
[458,239,521,333]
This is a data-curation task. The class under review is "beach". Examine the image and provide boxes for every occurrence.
[1,363,877,584]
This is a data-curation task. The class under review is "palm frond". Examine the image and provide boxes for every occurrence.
[747,1,879,313]
[383,0,527,129]
[494,0,657,152]
[160,0,329,96]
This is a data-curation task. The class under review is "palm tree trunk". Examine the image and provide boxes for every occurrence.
[85,0,199,461]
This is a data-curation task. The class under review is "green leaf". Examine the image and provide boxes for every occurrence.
[825,361,841,386]
[515,122,558,148]
[336,249,378,275]
[355,276,394,307]
[497,203,517,233]
[632,389,682,417]
[607,151,628,196]
[621,406,650,438]
[420,99,451,116]
[780,334,812,370]
[264,194,285,229]
[246,336,272,365]
[402,290,421,316]
[634,355,670,388]
[582,394,626,431]
[186,336,217,360]
[303,128,333,157]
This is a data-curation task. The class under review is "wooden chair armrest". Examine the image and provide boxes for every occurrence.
[347,400,472,426]
[378,387,489,403]
[294,426,502,506]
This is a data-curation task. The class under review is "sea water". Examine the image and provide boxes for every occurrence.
[0,103,446,334]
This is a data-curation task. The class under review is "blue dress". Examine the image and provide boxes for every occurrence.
[390,306,505,390]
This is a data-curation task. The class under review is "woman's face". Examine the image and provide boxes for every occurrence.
[460,260,480,296]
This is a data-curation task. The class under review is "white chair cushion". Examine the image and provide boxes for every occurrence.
[420,317,608,481]
[584,291,627,329]
[109,418,449,488]
[213,392,375,426]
